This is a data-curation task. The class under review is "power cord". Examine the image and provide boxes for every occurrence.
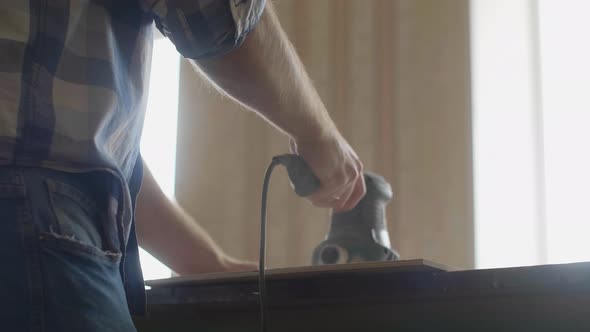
[258,159,279,332]
[258,155,320,332]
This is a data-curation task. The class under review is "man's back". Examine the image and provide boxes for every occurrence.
[0,1,153,180]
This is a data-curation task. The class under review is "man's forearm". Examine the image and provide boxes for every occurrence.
[193,1,335,143]
[135,164,255,274]
[192,1,366,212]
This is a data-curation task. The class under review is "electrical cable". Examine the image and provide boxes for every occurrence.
[258,155,320,332]
[259,159,280,332]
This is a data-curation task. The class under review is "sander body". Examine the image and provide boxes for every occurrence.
[312,172,399,265]
[271,155,399,265]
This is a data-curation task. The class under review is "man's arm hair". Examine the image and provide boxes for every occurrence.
[192,1,335,144]
[190,1,366,211]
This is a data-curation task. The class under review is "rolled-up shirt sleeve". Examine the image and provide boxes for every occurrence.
[145,0,266,59]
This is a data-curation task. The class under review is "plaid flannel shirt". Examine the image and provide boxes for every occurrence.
[0,0,265,315]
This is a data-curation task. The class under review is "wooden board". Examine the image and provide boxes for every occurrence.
[146,259,449,287]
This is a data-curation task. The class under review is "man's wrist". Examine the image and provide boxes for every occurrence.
[289,109,339,146]
[293,124,341,154]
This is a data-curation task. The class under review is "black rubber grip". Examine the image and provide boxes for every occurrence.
[273,154,321,197]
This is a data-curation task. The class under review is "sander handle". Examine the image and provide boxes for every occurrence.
[273,154,321,197]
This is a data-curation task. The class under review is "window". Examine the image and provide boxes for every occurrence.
[538,0,590,264]
[138,36,181,280]
[471,0,590,268]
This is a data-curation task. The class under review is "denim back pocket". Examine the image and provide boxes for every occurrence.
[44,178,121,263]
[38,178,134,331]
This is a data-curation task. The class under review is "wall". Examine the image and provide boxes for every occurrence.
[175,0,474,269]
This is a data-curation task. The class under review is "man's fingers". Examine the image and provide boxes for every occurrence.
[332,173,360,211]
[332,162,363,211]
[308,174,358,209]
[309,186,350,207]
[308,167,355,201]
[289,138,298,154]
[334,174,366,212]
[308,172,345,201]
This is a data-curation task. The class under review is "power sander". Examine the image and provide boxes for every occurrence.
[265,154,399,265]
[258,155,399,331]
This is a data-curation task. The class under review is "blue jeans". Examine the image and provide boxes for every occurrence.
[0,167,137,331]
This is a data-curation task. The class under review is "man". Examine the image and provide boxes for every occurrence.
[0,0,365,331]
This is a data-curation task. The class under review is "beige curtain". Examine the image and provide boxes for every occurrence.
[175,0,474,269]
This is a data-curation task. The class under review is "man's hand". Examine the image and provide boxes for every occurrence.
[220,255,258,273]
[290,134,365,212]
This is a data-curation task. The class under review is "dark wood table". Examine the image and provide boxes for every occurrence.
[134,260,590,332]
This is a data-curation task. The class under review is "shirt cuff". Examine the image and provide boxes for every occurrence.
[150,0,266,60]
[230,0,266,43]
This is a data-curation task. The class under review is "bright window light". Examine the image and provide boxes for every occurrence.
[470,0,542,268]
[539,0,590,264]
[141,37,180,199]
[138,36,181,280]
[472,0,590,268]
